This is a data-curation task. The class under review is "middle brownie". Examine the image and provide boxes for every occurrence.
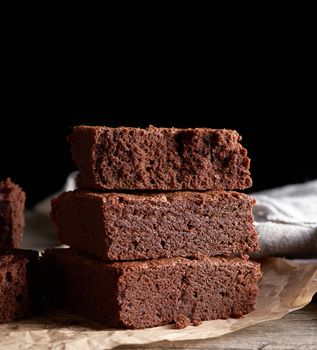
[52,190,258,261]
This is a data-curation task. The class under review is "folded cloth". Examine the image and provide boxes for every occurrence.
[34,174,317,258]
[253,180,317,258]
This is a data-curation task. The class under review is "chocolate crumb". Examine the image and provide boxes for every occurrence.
[175,314,190,329]
[193,318,202,326]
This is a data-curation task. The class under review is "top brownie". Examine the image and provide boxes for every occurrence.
[69,126,252,191]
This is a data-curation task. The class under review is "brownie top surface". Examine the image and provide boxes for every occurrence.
[60,190,254,204]
[74,125,233,131]
[45,248,258,271]
[72,126,240,138]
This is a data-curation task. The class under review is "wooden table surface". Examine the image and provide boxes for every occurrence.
[117,303,317,350]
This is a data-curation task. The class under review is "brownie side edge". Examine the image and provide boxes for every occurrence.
[51,191,110,259]
[67,127,101,190]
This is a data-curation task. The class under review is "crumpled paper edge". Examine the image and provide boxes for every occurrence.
[0,257,316,350]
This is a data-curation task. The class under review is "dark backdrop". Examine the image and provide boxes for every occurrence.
[1,108,316,208]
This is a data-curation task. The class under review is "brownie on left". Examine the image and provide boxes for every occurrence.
[0,249,40,322]
[0,179,26,249]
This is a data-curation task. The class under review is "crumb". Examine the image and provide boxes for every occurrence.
[175,314,190,329]
[193,318,202,326]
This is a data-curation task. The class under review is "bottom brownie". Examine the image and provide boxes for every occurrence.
[42,249,262,329]
[0,249,40,322]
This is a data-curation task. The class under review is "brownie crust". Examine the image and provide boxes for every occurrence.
[68,126,252,191]
[51,190,259,261]
[42,249,262,329]
[0,249,39,322]
[0,179,26,249]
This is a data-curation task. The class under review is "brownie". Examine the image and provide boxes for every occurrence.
[42,248,262,329]
[0,179,26,249]
[51,190,259,261]
[0,249,40,322]
[68,126,252,191]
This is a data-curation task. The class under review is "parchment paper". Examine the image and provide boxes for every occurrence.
[1,257,316,350]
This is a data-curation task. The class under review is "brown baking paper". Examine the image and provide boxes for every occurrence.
[1,257,316,350]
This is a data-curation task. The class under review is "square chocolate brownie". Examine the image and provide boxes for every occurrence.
[0,249,40,322]
[69,126,252,191]
[42,249,262,329]
[51,190,259,261]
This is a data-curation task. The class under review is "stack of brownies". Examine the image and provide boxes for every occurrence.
[45,126,261,329]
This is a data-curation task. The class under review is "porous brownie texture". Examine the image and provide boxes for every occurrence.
[42,249,262,329]
[68,126,252,191]
[0,179,26,249]
[51,190,259,261]
[0,250,39,322]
